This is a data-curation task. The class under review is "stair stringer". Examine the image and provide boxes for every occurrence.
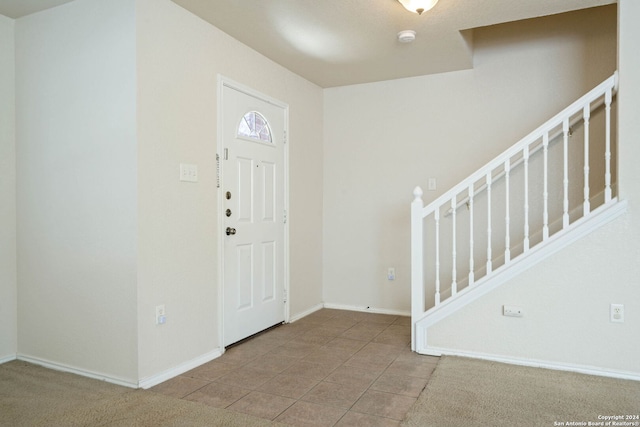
[413,198,628,356]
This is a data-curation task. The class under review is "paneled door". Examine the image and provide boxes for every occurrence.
[221,82,287,346]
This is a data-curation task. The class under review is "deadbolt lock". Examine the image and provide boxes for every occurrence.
[226,209,232,217]
[226,191,232,200]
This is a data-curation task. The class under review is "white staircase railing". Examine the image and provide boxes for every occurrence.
[411,72,619,352]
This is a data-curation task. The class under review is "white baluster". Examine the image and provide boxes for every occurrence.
[451,196,457,296]
[468,184,475,286]
[605,88,612,202]
[562,119,570,229]
[504,159,511,264]
[411,186,424,351]
[434,208,440,305]
[583,104,591,215]
[523,146,530,252]
[486,173,492,275]
[543,134,549,240]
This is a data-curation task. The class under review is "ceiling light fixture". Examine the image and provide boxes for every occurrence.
[397,0,439,15]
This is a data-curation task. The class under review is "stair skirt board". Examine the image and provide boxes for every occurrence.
[413,198,627,352]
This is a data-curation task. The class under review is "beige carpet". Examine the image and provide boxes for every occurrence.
[402,355,640,427]
[0,361,287,426]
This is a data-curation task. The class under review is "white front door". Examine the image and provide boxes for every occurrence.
[221,82,287,346]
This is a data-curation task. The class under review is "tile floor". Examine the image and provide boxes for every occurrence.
[149,308,439,426]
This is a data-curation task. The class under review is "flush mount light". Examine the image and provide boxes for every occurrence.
[397,30,416,43]
[397,0,439,15]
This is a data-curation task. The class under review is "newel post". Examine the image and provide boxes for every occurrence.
[411,186,424,352]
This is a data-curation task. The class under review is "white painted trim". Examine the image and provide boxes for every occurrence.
[415,199,627,332]
[323,303,410,317]
[441,187,616,297]
[216,74,225,363]
[0,354,17,364]
[16,349,225,390]
[138,348,224,389]
[418,347,640,382]
[288,303,324,323]
[17,355,138,389]
[216,75,291,345]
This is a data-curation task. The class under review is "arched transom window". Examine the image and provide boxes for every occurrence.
[238,111,272,143]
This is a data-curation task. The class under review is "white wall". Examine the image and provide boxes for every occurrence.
[136,0,324,380]
[15,0,139,383]
[421,2,640,378]
[0,14,17,361]
[322,6,617,314]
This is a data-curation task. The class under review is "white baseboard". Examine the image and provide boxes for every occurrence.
[420,347,640,382]
[0,354,17,364]
[17,349,225,390]
[289,303,324,323]
[138,348,224,389]
[322,303,410,317]
[17,354,139,388]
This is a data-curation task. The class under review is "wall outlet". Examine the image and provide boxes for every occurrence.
[156,305,166,325]
[503,305,523,317]
[610,304,624,323]
[387,268,396,281]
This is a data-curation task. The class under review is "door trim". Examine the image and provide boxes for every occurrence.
[216,75,290,349]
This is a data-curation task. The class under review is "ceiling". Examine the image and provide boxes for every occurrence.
[0,0,75,19]
[0,0,616,88]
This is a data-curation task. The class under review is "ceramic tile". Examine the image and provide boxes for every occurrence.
[302,381,367,409]
[324,365,382,389]
[351,390,417,420]
[258,373,320,399]
[283,360,339,381]
[149,375,209,399]
[370,372,428,397]
[384,358,436,379]
[244,354,300,373]
[184,382,250,408]
[358,313,399,325]
[182,361,235,382]
[216,366,276,390]
[227,390,296,420]
[391,316,411,326]
[372,331,411,346]
[335,411,401,427]
[323,337,368,354]
[275,400,347,427]
[340,324,386,341]
[159,309,438,427]
[303,348,352,368]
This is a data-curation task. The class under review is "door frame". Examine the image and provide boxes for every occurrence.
[216,75,290,349]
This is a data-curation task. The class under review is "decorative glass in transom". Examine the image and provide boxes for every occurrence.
[238,111,272,143]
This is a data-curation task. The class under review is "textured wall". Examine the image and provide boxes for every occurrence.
[0,15,17,361]
[136,0,324,380]
[322,6,617,313]
[15,0,139,383]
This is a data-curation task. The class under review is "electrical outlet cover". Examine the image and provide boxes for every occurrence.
[610,304,624,323]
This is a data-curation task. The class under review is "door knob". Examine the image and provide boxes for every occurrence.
[226,227,236,236]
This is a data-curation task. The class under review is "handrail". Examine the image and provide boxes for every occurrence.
[422,72,618,219]
[411,71,619,354]
[444,93,613,216]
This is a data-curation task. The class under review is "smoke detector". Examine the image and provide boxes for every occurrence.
[397,30,416,43]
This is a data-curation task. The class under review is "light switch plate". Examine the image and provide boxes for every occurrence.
[180,163,198,182]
